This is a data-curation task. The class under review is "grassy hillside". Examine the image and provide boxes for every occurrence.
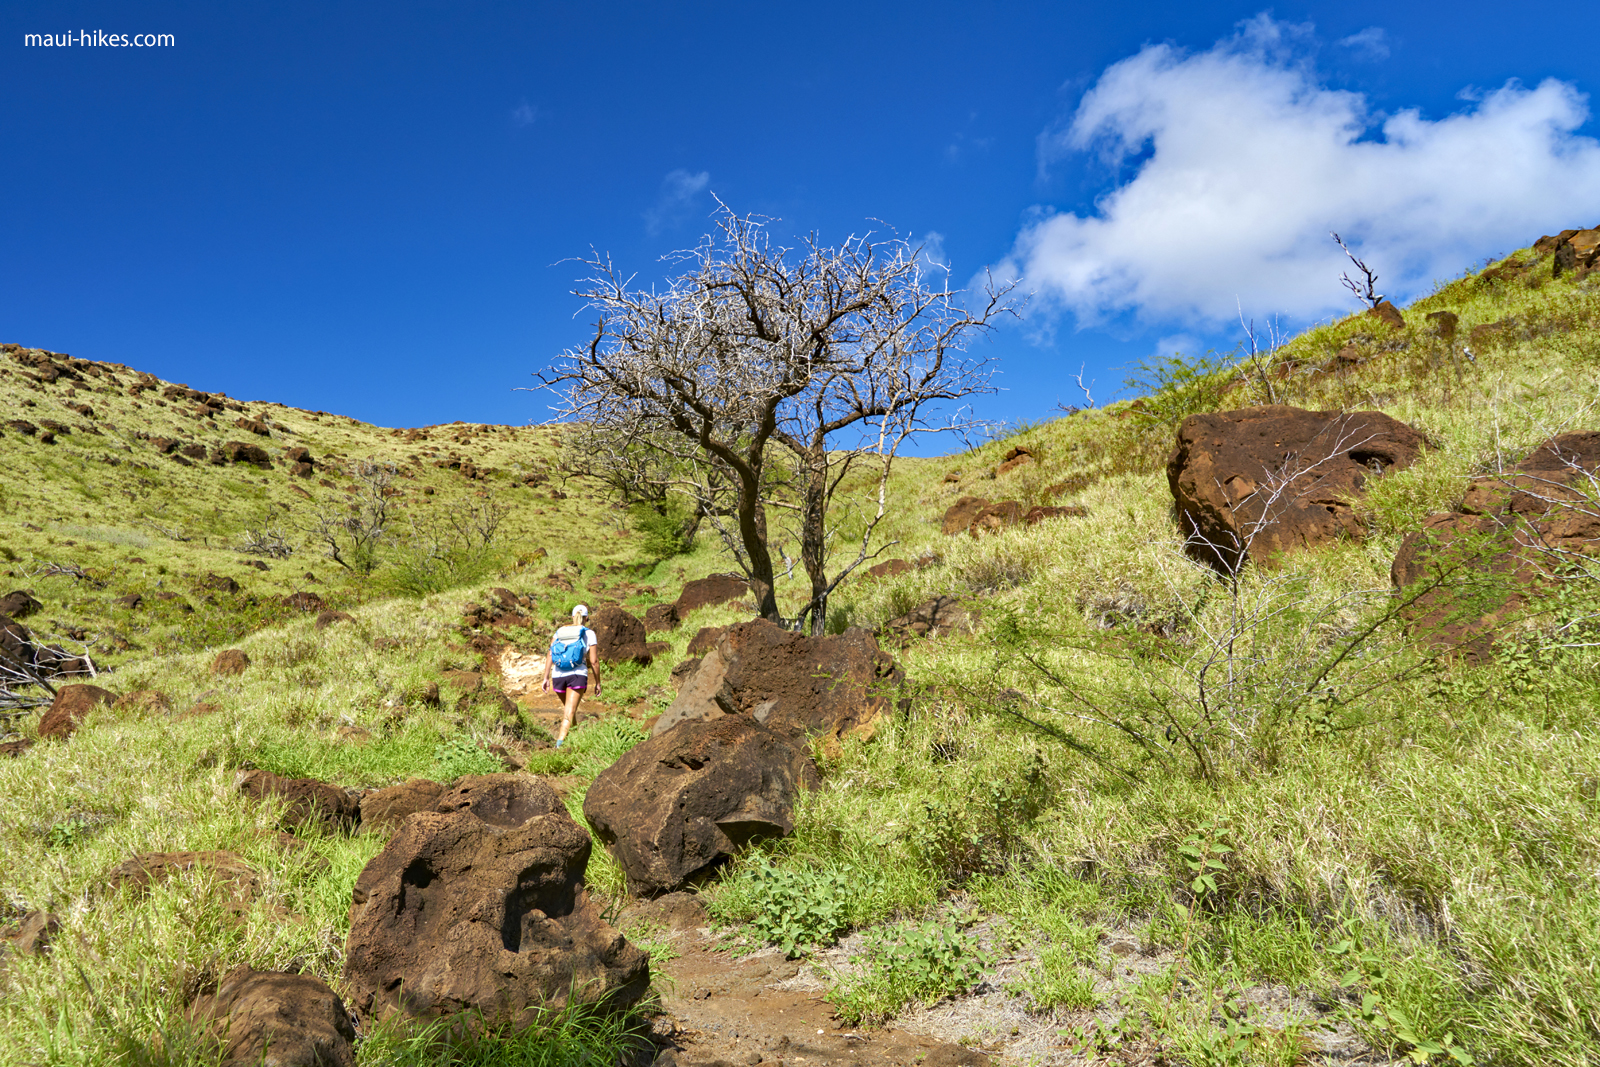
[3,234,1599,1066]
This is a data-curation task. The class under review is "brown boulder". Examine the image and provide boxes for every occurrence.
[0,590,41,619]
[686,625,726,656]
[942,495,990,536]
[282,591,324,612]
[217,441,272,467]
[591,605,651,665]
[201,573,242,594]
[211,649,250,675]
[644,601,681,633]
[189,965,356,1067]
[0,739,35,758]
[969,500,1024,536]
[1167,405,1425,572]
[359,779,448,834]
[1367,300,1406,329]
[670,657,702,691]
[113,592,142,610]
[237,770,359,832]
[584,716,820,895]
[3,911,61,956]
[315,610,355,631]
[1392,431,1600,660]
[881,597,977,647]
[674,574,748,616]
[1426,310,1459,340]
[344,774,648,1025]
[441,669,482,693]
[1025,504,1088,525]
[865,558,912,579]
[107,851,262,911]
[650,619,903,746]
[37,684,116,740]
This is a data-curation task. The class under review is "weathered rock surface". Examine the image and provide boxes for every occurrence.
[1168,405,1425,571]
[189,965,357,1067]
[107,851,262,912]
[2,911,60,956]
[0,590,41,619]
[592,605,651,665]
[880,596,977,648]
[675,574,748,616]
[650,619,903,745]
[941,495,990,536]
[865,558,912,579]
[1392,431,1600,660]
[314,610,355,631]
[211,649,250,675]
[359,778,448,834]
[584,716,820,895]
[37,684,116,740]
[345,773,648,1025]
[686,625,726,656]
[644,601,681,633]
[237,770,359,832]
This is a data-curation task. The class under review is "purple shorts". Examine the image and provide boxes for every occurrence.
[552,675,587,696]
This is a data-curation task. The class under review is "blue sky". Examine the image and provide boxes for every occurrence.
[5,1,1600,439]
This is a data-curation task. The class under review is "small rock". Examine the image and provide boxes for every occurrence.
[315,610,355,631]
[3,911,61,956]
[212,649,251,676]
[37,684,116,740]
[189,965,356,1067]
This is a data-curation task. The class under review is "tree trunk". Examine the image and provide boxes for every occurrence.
[736,464,781,623]
[799,445,829,636]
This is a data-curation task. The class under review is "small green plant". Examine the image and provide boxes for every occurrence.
[431,735,504,781]
[827,919,993,1025]
[628,497,697,558]
[1122,351,1238,429]
[737,864,854,957]
[1172,820,1232,998]
[1006,942,1100,1011]
[1328,918,1475,1064]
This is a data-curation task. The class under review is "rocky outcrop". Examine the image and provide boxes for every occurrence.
[591,605,651,665]
[211,649,250,675]
[942,496,990,536]
[107,851,262,914]
[1168,405,1425,572]
[344,773,648,1026]
[584,716,820,895]
[675,574,748,616]
[650,619,903,745]
[0,590,41,619]
[237,770,359,833]
[644,602,680,633]
[1392,431,1600,660]
[37,684,116,740]
[865,558,911,579]
[359,778,448,834]
[189,965,356,1067]
[880,596,977,648]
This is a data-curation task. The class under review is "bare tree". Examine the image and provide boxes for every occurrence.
[1331,232,1383,309]
[543,204,1016,632]
[301,460,397,574]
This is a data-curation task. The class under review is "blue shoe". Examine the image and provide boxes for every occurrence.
[554,738,564,749]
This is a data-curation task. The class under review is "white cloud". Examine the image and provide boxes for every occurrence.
[511,100,538,127]
[916,231,949,271]
[1001,14,1600,329]
[1338,27,1390,62]
[644,168,711,235]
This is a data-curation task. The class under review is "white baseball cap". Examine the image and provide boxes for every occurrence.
[573,604,589,617]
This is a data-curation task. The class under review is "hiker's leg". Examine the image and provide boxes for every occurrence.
[557,686,583,744]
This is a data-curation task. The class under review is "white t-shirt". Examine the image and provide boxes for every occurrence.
[550,624,598,678]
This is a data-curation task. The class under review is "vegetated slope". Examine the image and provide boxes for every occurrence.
[2,228,1598,1067]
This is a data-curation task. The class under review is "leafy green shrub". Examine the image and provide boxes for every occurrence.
[828,920,994,1025]
[730,864,854,957]
[628,497,697,558]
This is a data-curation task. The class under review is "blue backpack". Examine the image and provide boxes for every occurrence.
[550,627,589,673]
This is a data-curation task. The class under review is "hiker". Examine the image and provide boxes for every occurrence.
[540,604,599,748]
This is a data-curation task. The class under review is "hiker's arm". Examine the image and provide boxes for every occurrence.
[588,644,601,695]
[540,635,554,691]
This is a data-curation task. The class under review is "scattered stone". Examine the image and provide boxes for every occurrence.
[1426,310,1460,340]
[686,626,727,657]
[189,965,356,1067]
[1367,300,1406,329]
[881,596,977,647]
[153,591,194,613]
[37,684,116,740]
[113,592,142,609]
[1393,431,1600,661]
[969,500,1024,536]
[107,851,262,912]
[201,573,241,594]
[1024,503,1088,525]
[592,605,652,665]
[0,590,41,619]
[215,441,272,468]
[441,669,482,693]
[1167,405,1425,572]
[237,770,359,833]
[651,619,903,747]
[941,495,990,536]
[211,649,250,676]
[644,601,681,633]
[315,610,355,631]
[670,657,702,691]
[282,591,324,612]
[344,774,648,1026]
[234,417,273,437]
[675,574,749,616]
[0,739,35,759]
[2,911,60,956]
[359,779,448,835]
[585,716,821,895]
[865,558,912,579]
